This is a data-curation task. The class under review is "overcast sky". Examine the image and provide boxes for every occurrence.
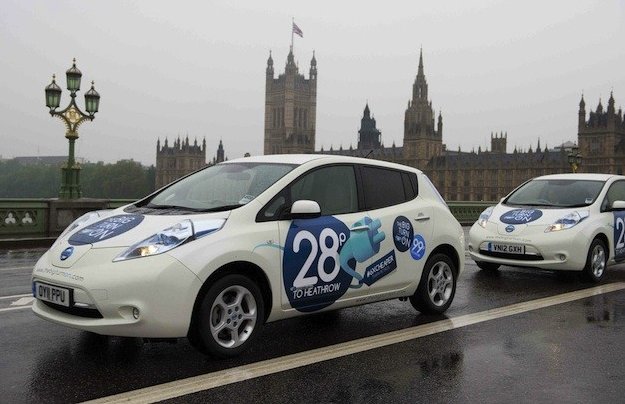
[1,0,624,165]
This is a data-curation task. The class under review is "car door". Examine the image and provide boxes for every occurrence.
[601,179,625,262]
[260,164,374,313]
[358,165,434,293]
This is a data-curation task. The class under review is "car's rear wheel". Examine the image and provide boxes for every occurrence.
[475,261,500,271]
[582,238,607,283]
[410,253,457,314]
[195,274,264,357]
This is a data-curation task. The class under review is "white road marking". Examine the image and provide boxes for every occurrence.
[0,293,32,300]
[85,282,625,404]
[0,306,32,313]
[10,297,35,306]
[0,266,34,272]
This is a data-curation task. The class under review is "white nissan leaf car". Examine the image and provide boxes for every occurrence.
[32,154,464,357]
[469,173,625,282]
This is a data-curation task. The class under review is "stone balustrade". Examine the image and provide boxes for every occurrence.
[0,198,492,248]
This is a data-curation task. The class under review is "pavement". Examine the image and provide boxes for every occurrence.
[2,229,625,403]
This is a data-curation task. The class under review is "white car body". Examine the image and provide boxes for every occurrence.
[32,154,464,355]
[469,173,625,277]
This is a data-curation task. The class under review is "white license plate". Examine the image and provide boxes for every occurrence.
[487,242,526,254]
[35,282,71,307]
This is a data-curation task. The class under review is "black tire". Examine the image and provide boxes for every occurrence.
[410,253,457,314]
[195,274,264,358]
[475,261,500,271]
[581,238,607,283]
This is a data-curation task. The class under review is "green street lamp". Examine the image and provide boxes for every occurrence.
[567,145,582,173]
[44,59,100,199]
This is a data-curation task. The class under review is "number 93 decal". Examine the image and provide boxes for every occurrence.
[283,217,353,312]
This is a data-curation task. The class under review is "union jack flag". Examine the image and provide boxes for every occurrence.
[292,22,303,38]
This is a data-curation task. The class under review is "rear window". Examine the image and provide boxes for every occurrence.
[361,166,413,210]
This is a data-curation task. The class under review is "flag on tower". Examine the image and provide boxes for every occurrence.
[292,22,303,38]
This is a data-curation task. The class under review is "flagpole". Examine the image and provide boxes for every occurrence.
[291,17,294,51]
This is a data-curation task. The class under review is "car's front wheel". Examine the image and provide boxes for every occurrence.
[582,238,607,283]
[195,274,264,357]
[410,253,457,314]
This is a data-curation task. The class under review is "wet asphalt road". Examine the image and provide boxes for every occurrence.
[2,230,625,403]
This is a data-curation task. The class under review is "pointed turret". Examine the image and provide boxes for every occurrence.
[266,50,274,77]
[309,50,317,80]
[608,91,616,114]
[579,93,586,129]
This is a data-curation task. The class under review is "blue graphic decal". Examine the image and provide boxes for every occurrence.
[393,216,413,252]
[614,211,625,261]
[284,216,387,312]
[411,234,427,260]
[68,215,144,245]
[500,209,543,224]
[339,217,386,288]
[505,224,515,233]
[363,251,397,286]
[283,216,352,312]
[60,246,74,261]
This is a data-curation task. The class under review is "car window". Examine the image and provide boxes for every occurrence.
[602,180,625,211]
[290,165,358,216]
[506,179,605,208]
[361,166,407,210]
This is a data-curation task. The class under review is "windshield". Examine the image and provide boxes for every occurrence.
[146,162,296,211]
[505,179,605,208]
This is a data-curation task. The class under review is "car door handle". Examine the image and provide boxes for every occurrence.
[415,215,430,221]
[350,225,370,231]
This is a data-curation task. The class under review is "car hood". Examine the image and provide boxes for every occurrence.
[48,210,230,268]
[488,204,589,236]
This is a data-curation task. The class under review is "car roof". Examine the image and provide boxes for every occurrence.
[532,173,621,182]
[225,154,423,173]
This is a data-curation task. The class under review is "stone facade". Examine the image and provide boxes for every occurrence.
[578,93,625,175]
[264,48,317,155]
[155,137,227,188]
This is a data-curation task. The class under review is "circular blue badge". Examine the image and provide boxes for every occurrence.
[393,216,414,252]
[411,234,427,260]
[499,209,543,224]
[68,214,144,245]
[60,246,74,261]
[283,216,352,312]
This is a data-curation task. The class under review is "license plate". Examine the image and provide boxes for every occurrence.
[35,282,72,307]
[487,242,525,254]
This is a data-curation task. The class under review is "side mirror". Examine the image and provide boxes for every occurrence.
[290,200,321,219]
[612,200,625,210]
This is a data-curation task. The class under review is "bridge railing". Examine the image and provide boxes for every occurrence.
[0,199,492,248]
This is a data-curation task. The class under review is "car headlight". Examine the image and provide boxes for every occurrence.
[545,210,589,233]
[113,218,226,261]
[477,206,495,228]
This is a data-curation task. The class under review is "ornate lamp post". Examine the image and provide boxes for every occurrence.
[45,59,100,199]
[567,145,582,173]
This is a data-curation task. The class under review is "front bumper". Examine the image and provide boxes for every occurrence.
[467,223,589,271]
[31,248,204,338]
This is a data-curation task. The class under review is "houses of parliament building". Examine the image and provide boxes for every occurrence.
[264,47,625,201]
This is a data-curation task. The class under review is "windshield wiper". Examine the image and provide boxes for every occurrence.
[197,204,244,212]
[559,203,590,208]
[145,204,202,211]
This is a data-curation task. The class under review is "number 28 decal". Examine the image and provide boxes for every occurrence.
[614,212,625,260]
[283,217,353,312]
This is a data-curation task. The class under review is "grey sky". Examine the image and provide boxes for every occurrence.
[1,0,624,166]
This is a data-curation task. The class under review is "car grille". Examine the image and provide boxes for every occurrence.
[41,300,103,319]
[480,251,543,261]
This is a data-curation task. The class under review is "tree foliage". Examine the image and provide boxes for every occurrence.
[0,159,155,199]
